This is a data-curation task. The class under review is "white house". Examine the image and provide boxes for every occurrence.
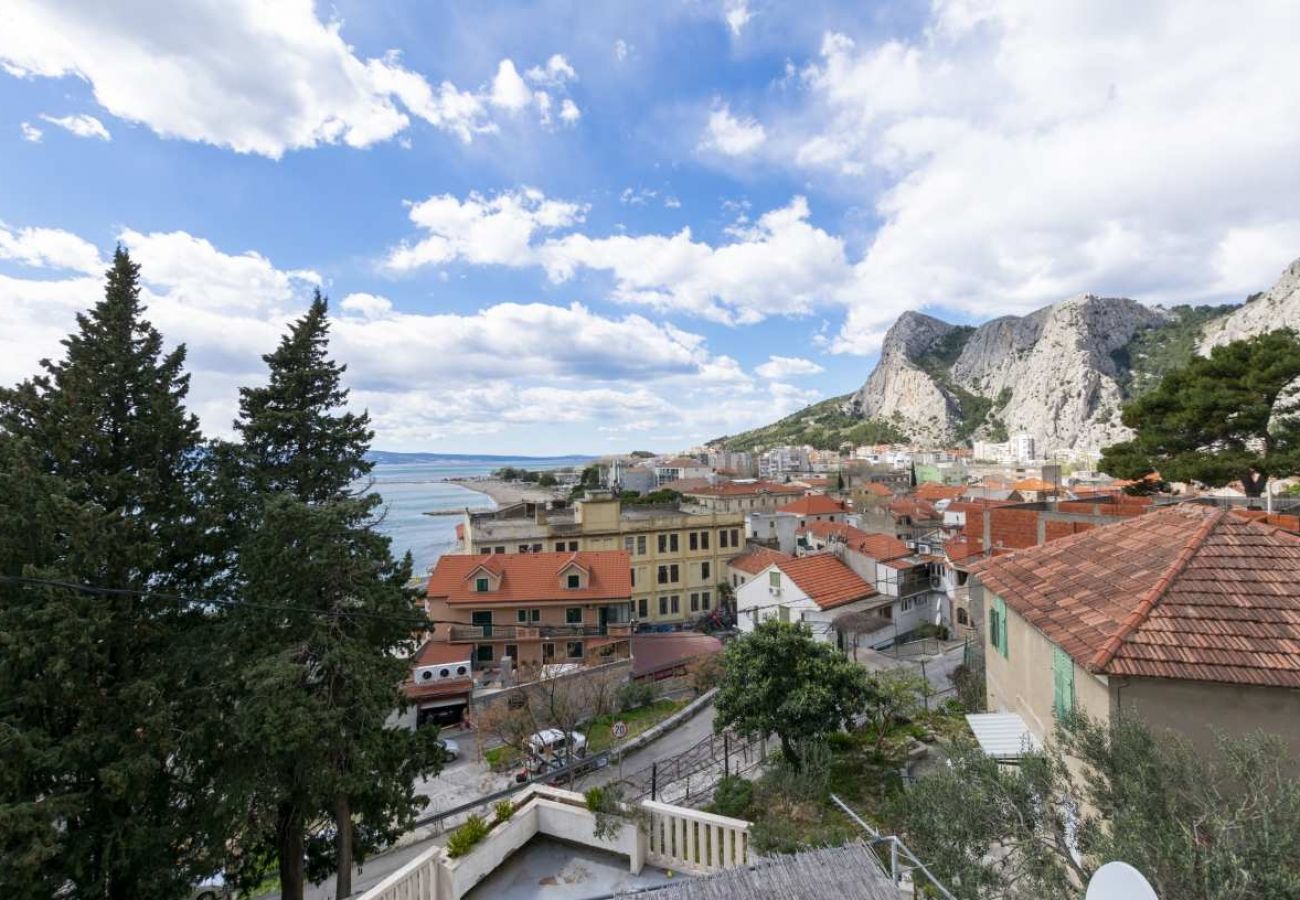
[747,495,850,554]
[735,554,880,650]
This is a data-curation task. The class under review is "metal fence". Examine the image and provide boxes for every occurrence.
[609,729,768,807]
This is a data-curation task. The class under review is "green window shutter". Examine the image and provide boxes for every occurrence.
[1053,646,1075,718]
[992,596,1009,658]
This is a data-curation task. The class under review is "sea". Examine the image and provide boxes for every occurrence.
[364,454,591,577]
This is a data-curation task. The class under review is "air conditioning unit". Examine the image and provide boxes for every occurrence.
[930,575,944,590]
[413,663,469,682]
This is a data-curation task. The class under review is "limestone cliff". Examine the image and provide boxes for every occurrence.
[1200,258,1300,351]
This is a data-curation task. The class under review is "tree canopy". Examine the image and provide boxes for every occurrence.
[714,621,870,768]
[1100,329,1300,497]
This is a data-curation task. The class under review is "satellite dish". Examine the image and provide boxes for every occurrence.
[1086,861,1158,900]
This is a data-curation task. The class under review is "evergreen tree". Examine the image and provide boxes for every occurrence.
[1101,329,1300,498]
[219,294,444,899]
[0,249,218,898]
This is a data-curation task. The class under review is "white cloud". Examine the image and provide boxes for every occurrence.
[0,223,103,273]
[724,0,752,37]
[0,1,573,156]
[39,112,110,140]
[489,60,532,112]
[19,121,42,142]
[526,54,576,87]
[385,188,587,272]
[559,98,581,124]
[614,39,631,63]
[755,355,825,379]
[700,103,766,156]
[0,219,784,449]
[774,2,1300,352]
[664,196,682,209]
[387,187,852,325]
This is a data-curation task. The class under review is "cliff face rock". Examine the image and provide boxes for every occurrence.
[850,295,1167,450]
[1201,258,1300,351]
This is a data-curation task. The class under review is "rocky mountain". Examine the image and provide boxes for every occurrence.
[847,295,1170,450]
[1201,258,1300,350]
[721,256,1300,454]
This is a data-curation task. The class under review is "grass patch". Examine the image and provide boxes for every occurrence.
[586,699,686,753]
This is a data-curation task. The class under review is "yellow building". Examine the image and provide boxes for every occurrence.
[459,492,745,625]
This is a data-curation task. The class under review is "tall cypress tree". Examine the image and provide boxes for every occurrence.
[220,294,443,899]
[0,248,217,898]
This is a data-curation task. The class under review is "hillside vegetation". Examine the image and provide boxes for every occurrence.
[715,394,908,451]
[1112,304,1237,398]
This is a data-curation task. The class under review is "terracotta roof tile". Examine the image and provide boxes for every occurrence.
[848,532,910,562]
[427,551,631,604]
[777,494,849,516]
[728,547,794,575]
[915,482,965,501]
[973,504,1300,689]
[683,480,806,498]
[776,554,877,610]
[630,633,722,678]
[863,482,894,497]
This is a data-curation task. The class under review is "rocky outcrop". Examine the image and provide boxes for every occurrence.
[849,296,1167,450]
[1201,258,1300,351]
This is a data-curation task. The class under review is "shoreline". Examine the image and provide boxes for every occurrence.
[447,477,565,507]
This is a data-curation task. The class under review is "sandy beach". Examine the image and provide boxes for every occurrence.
[448,477,565,506]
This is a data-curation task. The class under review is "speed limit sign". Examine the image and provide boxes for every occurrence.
[612,720,628,740]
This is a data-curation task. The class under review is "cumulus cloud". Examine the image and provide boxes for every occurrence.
[0,1,575,156]
[39,112,110,140]
[755,355,825,379]
[724,0,752,37]
[387,188,852,324]
[700,103,766,156]
[776,1,1300,352]
[19,122,42,142]
[525,54,576,87]
[0,219,785,448]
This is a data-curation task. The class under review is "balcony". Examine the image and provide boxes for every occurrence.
[448,622,634,642]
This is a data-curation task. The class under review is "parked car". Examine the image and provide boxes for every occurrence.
[439,737,460,761]
[189,883,231,900]
[514,729,590,783]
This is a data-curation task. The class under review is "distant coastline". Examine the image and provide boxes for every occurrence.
[444,477,564,507]
[368,450,594,466]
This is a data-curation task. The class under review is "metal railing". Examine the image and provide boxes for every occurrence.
[830,793,955,899]
[448,622,634,642]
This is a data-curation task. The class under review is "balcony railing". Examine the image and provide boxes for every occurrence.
[448,622,634,642]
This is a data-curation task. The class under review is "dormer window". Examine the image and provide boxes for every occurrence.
[475,577,490,592]
[567,573,581,589]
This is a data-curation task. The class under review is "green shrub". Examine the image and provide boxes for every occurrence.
[446,814,491,858]
[710,776,754,819]
[492,799,515,825]
[617,680,656,712]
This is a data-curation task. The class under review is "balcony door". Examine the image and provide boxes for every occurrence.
[472,609,493,638]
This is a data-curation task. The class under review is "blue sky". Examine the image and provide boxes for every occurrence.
[4,1,1300,454]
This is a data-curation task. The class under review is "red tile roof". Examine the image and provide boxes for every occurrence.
[657,477,714,493]
[944,535,985,564]
[863,482,894,498]
[683,480,805,498]
[777,494,849,516]
[887,497,938,519]
[915,482,965,501]
[776,554,876,610]
[728,547,794,575]
[630,633,722,678]
[847,532,910,562]
[1011,477,1059,492]
[796,520,871,542]
[427,551,631,604]
[972,504,1300,688]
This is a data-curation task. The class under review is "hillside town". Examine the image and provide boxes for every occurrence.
[8,4,1300,900]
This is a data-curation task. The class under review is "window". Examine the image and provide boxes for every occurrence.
[1053,645,1075,718]
[690,592,700,612]
[637,535,647,556]
[630,568,637,587]
[476,644,494,663]
[494,546,506,554]
[475,577,490,592]
[567,641,584,659]
[568,541,579,551]
[957,607,969,626]
[657,565,669,585]
[638,597,648,618]
[990,595,1009,658]
[658,596,668,615]
[778,605,789,623]
[730,528,740,547]
[702,590,711,610]
[769,570,781,589]
[658,534,668,553]
[555,541,565,552]
[518,544,531,553]
[566,573,581,589]
[624,536,635,553]
[566,607,583,625]
[701,561,711,581]
[516,608,540,624]
[670,533,679,552]
[700,530,710,550]
[504,643,519,661]
[719,529,730,549]
[689,532,699,551]
[670,595,680,614]
[542,642,555,660]
[532,543,543,553]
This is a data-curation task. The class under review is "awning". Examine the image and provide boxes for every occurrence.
[965,712,1042,760]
